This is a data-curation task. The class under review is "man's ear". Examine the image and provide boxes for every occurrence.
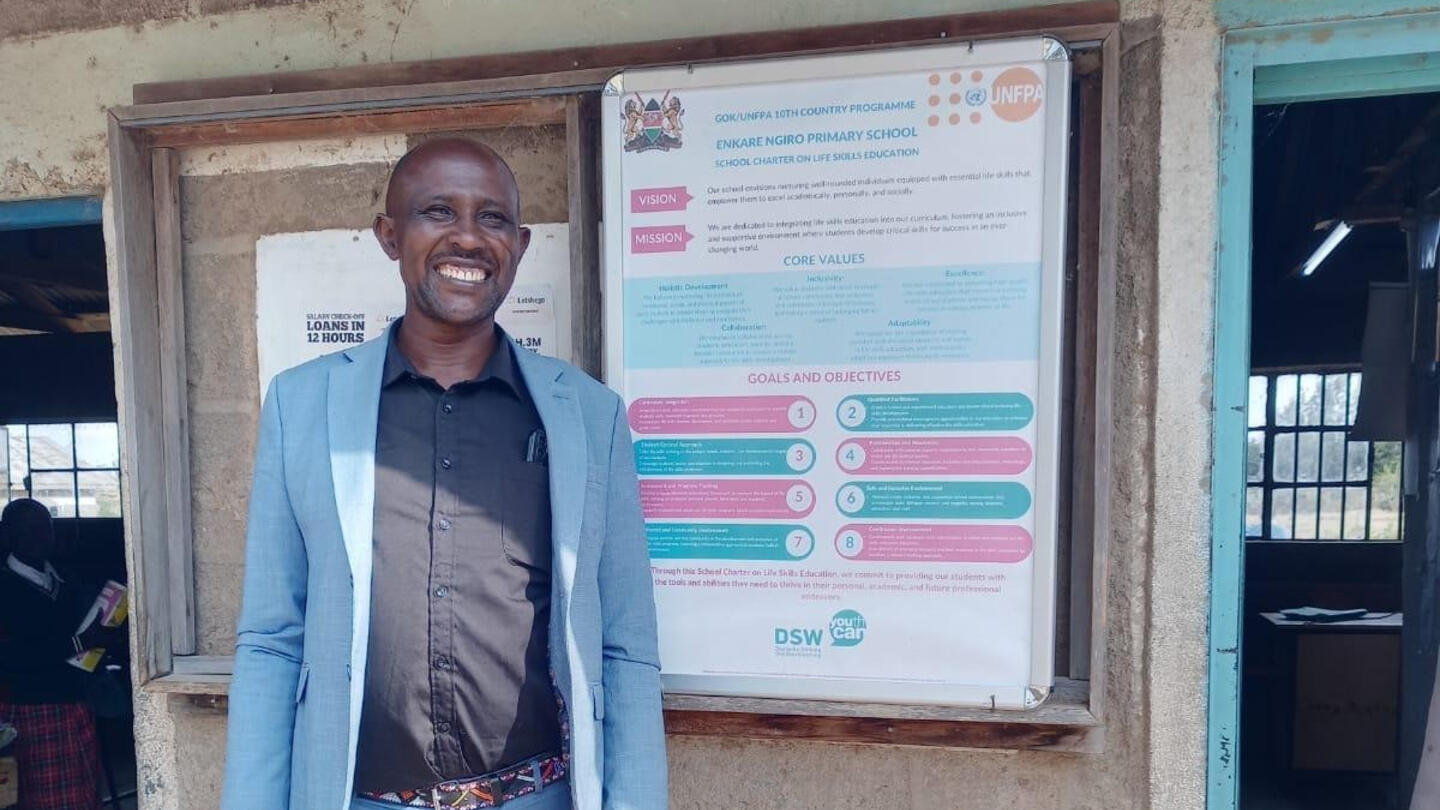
[373,213,401,260]
[514,225,532,265]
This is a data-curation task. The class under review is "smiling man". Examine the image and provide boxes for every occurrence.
[220,138,667,810]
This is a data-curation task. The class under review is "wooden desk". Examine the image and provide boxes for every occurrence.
[1260,612,1403,773]
[1261,612,1402,632]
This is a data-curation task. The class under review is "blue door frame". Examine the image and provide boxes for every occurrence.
[1209,9,1440,810]
[0,196,102,231]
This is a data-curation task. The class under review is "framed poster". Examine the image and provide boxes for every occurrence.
[602,36,1071,708]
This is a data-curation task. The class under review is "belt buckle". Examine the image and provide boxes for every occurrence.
[485,777,507,808]
[431,777,505,810]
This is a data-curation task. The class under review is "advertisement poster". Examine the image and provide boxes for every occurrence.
[255,223,571,395]
[603,38,1070,707]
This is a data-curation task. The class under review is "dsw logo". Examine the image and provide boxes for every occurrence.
[774,628,825,646]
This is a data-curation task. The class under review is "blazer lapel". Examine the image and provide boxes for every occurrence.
[328,336,386,582]
[327,331,387,799]
[513,345,586,602]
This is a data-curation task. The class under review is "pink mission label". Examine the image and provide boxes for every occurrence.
[628,396,817,434]
[631,225,694,254]
[640,479,816,519]
[835,437,1033,475]
[834,523,1034,563]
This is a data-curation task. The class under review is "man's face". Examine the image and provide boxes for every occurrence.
[374,145,531,330]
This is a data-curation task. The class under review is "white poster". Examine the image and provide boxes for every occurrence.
[603,38,1070,707]
[255,223,571,394]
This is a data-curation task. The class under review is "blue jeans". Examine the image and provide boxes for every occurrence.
[350,778,571,810]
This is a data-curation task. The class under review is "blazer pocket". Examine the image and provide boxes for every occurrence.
[591,682,605,720]
[294,664,311,704]
[585,464,606,490]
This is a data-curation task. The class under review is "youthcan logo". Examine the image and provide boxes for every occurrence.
[829,609,867,647]
[773,609,867,657]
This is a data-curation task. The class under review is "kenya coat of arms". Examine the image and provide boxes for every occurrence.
[623,92,684,153]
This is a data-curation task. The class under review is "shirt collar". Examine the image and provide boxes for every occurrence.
[5,552,61,600]
[381,318,526,399]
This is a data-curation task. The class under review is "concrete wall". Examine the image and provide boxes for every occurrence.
[3,1,1220,808]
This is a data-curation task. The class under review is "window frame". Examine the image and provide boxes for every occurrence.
[3,420,123,519]
[107,3,1121,752]
[1245,367,1405,543]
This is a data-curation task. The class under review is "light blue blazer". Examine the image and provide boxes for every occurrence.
[220,331,667,810]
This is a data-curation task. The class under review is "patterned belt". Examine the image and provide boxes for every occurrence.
[359,752,566,809]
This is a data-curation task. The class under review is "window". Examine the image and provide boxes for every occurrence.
[1246,372,1402,540]
[1,422,122,518]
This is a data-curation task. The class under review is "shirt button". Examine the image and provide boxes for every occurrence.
[440,457,453,470]
[442,402,453,414]
[436,721,452,733]
[434,586,449,599]
[434,657,450,671]
[438,517,452,531]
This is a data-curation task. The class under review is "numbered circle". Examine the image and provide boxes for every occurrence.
[787,398,816,430]
[836,441,867,472]
[786,483,815,513]
[836,398,868,429]
[786,442,815,472]
[785,529,815,559]
[835,529,865,559]
[836,484,866,515]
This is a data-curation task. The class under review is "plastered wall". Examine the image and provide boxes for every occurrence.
[6,0,1222,808]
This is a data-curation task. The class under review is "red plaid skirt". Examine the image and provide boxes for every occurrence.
[0,702,99,810]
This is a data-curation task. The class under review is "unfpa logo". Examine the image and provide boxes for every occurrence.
[990,67,1044,122]
[828,609,867,647]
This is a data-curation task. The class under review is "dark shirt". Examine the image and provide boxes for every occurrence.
[354,326,562,793]
[0,556,94,704]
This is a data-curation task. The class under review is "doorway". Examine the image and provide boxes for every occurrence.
[1238,91,1439,810]
[0,202,138,809]
[1209,14,1440,810]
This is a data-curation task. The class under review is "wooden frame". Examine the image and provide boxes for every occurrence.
[108,3,1120,753]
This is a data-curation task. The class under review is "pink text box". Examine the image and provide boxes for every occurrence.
[631,186,693,213]
[834,523,1033,563]
[641,479,815,519]
[629,396,816,434]
[631,225,693,254]
[835,437,1032,475]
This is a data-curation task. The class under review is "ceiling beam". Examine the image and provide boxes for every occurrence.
[1356,98,1440,204]
[0,278,100,333]
[0,259,107,293]
[0,306,108,334]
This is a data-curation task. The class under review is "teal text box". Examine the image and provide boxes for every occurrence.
[836,393,1034,432]
[835,481,1031,519]
[647,523,815,560]
[634,438,816,476]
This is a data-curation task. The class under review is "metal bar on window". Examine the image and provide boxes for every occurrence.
[1340,376,1349,538]
[1365,441,1375,539]
[1264,373,1276,539]
[70,424,79,517]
